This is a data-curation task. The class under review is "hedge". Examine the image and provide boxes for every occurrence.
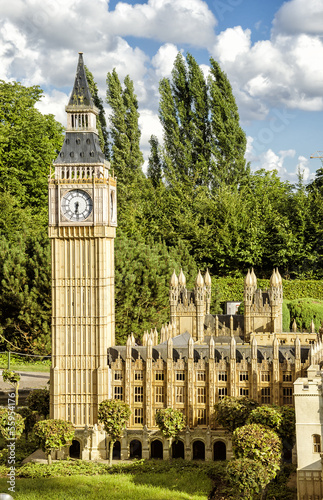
[213,278,323,303]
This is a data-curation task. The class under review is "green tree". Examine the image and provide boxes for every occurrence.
[0,407,24,441]
[2,370,20,406]
[155,408,186,459]
[34,419,75,465]
[17,407,37,439]
[232,423,282,481]
[115,231,197,344]
[214,396,259,433]
[26,388,50,418]
[0,80,64,213]
[208,58,247,188]
[147,135,163,188]
[98,399,131,465]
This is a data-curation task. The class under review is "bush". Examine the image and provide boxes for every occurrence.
[226,458,270,499]
[248,405,283,433]
[232,423,282,481]
[214,397,259,433]
[26,388,50,418]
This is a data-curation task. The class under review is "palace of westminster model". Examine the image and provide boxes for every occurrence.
[49,53,317,462]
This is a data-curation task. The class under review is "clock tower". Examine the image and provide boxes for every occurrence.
[49,53,117,442]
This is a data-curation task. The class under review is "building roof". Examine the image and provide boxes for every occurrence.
[54,132,105,164]
[67,52,95,109]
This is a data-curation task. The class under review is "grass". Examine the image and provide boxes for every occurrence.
[0,353,50,373]
[0,470,212,500]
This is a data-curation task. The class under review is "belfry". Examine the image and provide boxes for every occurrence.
[49,53,117,452]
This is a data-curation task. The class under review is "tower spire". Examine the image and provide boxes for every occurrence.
[67,52,95,109]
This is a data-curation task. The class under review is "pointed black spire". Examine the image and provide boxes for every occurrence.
[68,52,94,108]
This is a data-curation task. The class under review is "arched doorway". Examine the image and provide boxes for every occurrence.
[151,439,163,459]
[69,440,80,459]
[193,440,205,460]
[172,440,185,459]
[213,441,226,461]
[130,440,142,459]
[113,440,121,460]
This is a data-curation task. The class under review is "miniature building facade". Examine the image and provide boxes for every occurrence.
[50,54,317,461]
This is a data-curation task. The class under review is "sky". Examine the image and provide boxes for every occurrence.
[1,0,323,183]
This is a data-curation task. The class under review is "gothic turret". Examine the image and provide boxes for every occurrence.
[204,269,212,315]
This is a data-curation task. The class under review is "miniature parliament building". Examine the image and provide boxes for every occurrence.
[49,54,318,462]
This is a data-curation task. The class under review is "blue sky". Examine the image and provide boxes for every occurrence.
[1,0,323,183]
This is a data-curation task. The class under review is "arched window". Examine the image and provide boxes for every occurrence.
[313,434,321,453]
[112,441,121,460]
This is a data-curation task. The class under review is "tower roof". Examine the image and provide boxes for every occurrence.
[67,52,95,109]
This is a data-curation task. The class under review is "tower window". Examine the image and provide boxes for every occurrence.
[176,386,184,403]
[239,372,248,381]
[283,373,292,382]
[197,371,206,381]
[176,371,185,381]
[134,371,143,381]
[197,387,206,404]
[114,371,123,381]
[218,388,227,400]
[239,388,249,397]
[313,434,321,453]
[134,408,143,425]
[218,372,227,382]
[261,388,271,404]
[283,387,293,405]
[261,372,270,382]
[196,409,206,426]
[155,386,164,403]
[134,386,144,403]
[155,371,164,381]
[114,386,123,400]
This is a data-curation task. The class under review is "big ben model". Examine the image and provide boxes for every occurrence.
[49,54,116,453]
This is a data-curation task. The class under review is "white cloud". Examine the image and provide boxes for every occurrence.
[108,0,217,47]
[35,89,68,125]
[152,44,179,79]
[273,0,323,36]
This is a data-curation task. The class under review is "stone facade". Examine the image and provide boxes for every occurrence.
[51,53,318,462]
[294,361,323,500]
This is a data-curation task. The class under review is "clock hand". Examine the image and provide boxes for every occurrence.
[74,201,79,214]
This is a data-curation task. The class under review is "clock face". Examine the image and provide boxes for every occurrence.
[61,189,93,221]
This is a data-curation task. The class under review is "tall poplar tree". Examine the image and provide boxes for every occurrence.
[156,53,247,191]
[106,69,144,186]
[208,58,247,187]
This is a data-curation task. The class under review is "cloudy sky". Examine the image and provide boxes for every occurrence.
[1,0,323,183]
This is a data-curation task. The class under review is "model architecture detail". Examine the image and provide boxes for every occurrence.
[49,53,318,463]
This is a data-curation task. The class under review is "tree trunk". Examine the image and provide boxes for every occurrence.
[109,439,115,466]
[47,452,52,465]
[15,382,19,407]
[168,437,173,461]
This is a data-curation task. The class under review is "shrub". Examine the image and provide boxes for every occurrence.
[214,397,259,433]
[286,298,323,332]
[248,405,283,433]
[232,423,282,481]
[226,458,270,499]
[26,388,50,418]
[0,407,24,441]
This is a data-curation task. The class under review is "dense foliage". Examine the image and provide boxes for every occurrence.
[34,419,75,464]
[0,407,24,441]
[232,423,282,481]
[26,388,50,418]
[214,397,259,433]
[2,370,20,405]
